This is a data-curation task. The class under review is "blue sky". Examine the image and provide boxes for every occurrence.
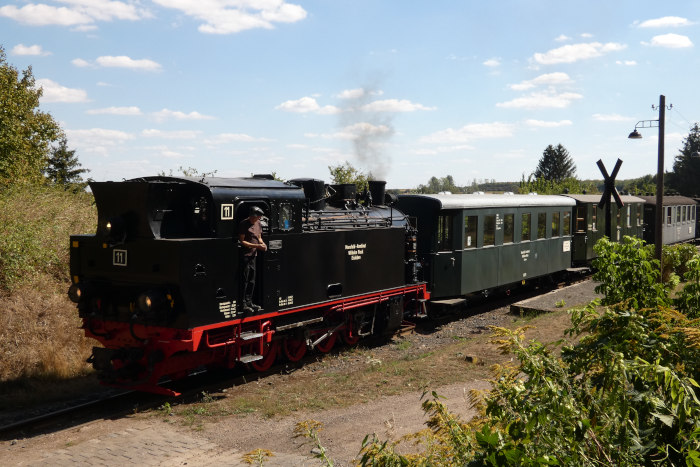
[2,1,699,188]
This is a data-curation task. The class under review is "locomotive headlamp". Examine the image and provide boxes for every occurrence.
[68,283,82,303]
[104,216,126,242]
[137,290,166,313]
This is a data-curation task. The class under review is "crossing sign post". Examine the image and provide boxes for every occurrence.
[597,158,624,240]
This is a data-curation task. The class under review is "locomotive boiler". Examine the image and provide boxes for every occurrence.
[69,175,428,395]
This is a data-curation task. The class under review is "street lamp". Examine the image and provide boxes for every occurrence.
[628,94,671,281]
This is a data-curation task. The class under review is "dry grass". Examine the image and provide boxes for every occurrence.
[0,184,97,406]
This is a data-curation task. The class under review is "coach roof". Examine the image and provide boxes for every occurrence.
[398,193,576,210]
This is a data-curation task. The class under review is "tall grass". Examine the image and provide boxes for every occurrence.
[0,184,96,383]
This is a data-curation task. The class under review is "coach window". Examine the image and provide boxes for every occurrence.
[626,206,631,228]
[682,205,687,223]
[537,212,546,239]
[667,206,673,226]
[637,205,642,226]
[464,215,477,249]
[677,206,681,224]
[551,212,560,237]
[277,203,294,231]
[575,207,586,233]
[437,214,453,251]
[503,214,514,244]
[563,212,571,236]
[592,206,598,231]
[521,213,531,241]
[483,215,496,247]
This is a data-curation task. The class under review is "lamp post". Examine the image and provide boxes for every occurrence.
[628,94,671,280]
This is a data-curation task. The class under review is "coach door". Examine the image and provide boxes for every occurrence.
[431,212,461,298]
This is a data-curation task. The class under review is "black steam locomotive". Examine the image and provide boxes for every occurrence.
[69,175,428,395]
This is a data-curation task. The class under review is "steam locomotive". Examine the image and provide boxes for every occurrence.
[69,175,428,395]
[69,175,698,395]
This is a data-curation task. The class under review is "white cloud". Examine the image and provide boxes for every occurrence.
[497,91,583,109]
[72,58,91,67]
[361,99,436,112]
[524,119,573,128]
[420,122,514,144]
[592,113,631,122]
[509,72,572,91]
[142,129,202,139]
[0,0,150,27]
[483,58,501,67]
[87,106,142,115]
[66,128,133,147]
[11,44,51,56]
[554,34,570,42]
[35,78,89,103]
[643,33,693,49]
[533,42,626,64]
[275,96,340,115]
[616,60,637,66]
[95,55,162,71]
[152,0,307,34]
[204,133,271,144]
[73,55,162,70]
[152,109,215,122]
[638,16,692,28]
[337,88,366,100]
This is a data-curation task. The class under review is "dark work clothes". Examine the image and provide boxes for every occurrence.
[239,219,262,257]
[242,254,256,306]
[239,218,262,307]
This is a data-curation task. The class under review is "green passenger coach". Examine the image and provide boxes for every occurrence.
[564,194,645,265]
[396,193,576,301]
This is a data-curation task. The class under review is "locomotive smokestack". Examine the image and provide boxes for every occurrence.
[368,180,386,206]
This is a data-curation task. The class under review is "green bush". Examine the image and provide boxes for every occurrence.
[359,235,700,466]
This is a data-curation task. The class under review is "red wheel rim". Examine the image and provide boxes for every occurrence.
[341,325,360,346]
[283,337,307,362]
[314,332,337,353]
[251,341,279,372]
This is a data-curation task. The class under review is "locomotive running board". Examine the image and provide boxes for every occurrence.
[431,298,466,306]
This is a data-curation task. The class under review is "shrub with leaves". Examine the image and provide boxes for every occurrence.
[359,235,700,466]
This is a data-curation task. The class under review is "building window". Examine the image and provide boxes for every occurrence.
[437,215,453,251]
[503,214,514,244]
[551,212,560,237]
[537,212,546,239]
[563,211,571,236]
[521,213,531,241]
[483,215,496,247]
[464,215,477,249]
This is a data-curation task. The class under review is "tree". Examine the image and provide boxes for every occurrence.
[668,123,700,197]
[44,137,90,190]
[416,175,461,194]
[0,45,63,185]
[533,144,576,183]
[328,161,371,191]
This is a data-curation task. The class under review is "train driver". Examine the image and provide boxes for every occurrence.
[238,206,267,313]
